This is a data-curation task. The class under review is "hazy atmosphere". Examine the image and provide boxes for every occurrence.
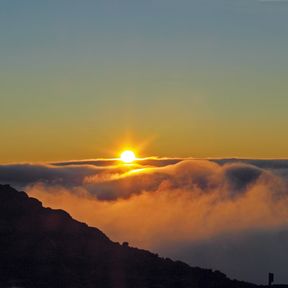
[1,1,288,287]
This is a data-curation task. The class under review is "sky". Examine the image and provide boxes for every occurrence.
[1,2,288,283]
[1,0,288,162]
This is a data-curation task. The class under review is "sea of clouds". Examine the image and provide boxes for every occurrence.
[1,158,288,284]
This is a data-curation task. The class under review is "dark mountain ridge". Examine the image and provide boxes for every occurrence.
[0,184,257,288]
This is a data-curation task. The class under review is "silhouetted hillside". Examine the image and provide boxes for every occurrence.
[0,184,257,288]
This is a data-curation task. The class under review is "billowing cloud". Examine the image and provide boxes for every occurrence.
[1,158,288,283]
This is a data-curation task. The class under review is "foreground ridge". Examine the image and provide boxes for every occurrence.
[0,184,256,288]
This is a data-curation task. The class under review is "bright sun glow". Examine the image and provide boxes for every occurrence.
[120,150,136,163]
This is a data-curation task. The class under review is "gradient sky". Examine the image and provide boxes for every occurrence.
[1,0,288,162]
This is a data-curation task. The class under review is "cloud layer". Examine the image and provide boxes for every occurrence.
[1,158,288,283]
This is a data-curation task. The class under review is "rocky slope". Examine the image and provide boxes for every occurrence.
[0,184,256,288]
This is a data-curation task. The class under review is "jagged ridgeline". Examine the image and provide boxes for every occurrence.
[0,184,256,288]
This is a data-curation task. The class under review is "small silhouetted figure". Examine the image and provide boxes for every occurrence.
[268,273,274,286]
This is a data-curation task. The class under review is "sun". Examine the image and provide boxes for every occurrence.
[120,150,136,163]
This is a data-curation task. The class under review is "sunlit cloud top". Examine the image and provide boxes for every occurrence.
[1,157,288,283]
